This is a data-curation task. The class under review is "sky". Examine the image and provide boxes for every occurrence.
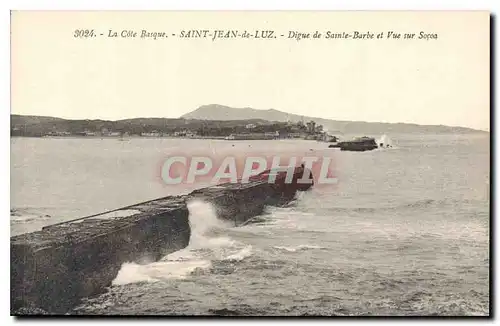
[11,11,490,130]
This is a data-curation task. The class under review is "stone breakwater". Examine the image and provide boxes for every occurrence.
[11,167,313,314]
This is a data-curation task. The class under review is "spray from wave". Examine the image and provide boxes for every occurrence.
[112,200,252,285]
[10,208,52,223]
[376,134,394,149]
[273,244,325,252]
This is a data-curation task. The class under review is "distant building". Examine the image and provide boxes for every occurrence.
[265,131,280,139]
[100,128,122,137]
[225,133,276,140]
[75,131,96,136]
[174,130,196,137]
[245,123,256,129]
[46,131,71,136]
[288,133,302,138]
[306,121,316,134]
[141,130,161,137]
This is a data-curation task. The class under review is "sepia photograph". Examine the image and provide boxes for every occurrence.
[9,10,490,317]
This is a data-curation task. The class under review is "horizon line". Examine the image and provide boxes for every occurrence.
[10,111,489,132]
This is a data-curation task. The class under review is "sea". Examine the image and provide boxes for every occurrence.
[10,133,490,316]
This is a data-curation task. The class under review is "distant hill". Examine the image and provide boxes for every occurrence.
[182,104,487,134]
[11,115,66,126]
[10,114,274,137]
[182,104,291,122]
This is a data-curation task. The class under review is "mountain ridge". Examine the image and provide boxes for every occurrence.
[181,104,487,134]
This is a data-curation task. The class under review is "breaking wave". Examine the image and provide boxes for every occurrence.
[112,200,253,285]
[273,245,325,252]
[10,208,52,224]
[376,134,395,149]
[317,198,483,214]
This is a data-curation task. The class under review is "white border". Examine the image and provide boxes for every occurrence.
[5,0,500,11]
[2,1,497,325]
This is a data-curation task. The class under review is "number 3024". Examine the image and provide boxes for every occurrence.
[74,29,96,38]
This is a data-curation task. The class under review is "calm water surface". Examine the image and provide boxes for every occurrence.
[10,134,490,316]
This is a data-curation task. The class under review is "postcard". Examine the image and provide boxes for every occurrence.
[10,11,490,317]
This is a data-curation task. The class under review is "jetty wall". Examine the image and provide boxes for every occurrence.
[11,168,313,314]
[11,196,190,313]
